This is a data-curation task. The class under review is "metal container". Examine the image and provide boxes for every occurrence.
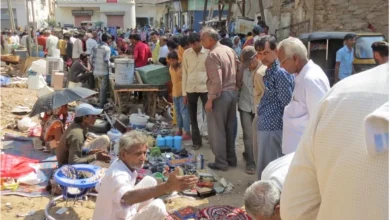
[197,154,204,170]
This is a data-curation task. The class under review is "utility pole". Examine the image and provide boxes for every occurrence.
[7,0,16,31]
[202,0,209,26]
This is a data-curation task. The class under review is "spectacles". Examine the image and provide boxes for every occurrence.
[279,56,291,64]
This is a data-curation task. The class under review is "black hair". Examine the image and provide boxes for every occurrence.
[254,35,277,51]
[79,53,88,60]
[179,35,189,47]
[111,35,115,41]
[257,16,262,20]
[344,34,356,41]
[167,50,179,60]
[64,34,70,40]
[101,33,109,42]
[219,30,227,38]
[188,32,200,44]
[166,39,178,49]
[150,31,159,36]
[130,34,141,41]
[252,27,260,35]
[74,116,83,123]
[219,38,233,49]
[177,28,182,33]
[247,32,252,36]
[372,41,389,57]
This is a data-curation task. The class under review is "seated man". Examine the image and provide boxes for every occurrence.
[244,153,295,220]
[93,130,198,220]
[56,103,111,167]
[68,53,93,88]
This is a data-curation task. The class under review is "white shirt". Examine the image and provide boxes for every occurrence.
[280,63,389,220]
[282,60,330,154]
[20,35,28,47]
[72,39,84,59]
[158,45,169,59]
[10,35,19,45]
[182,47,209,95]
[261,153,294,191]
[70,36,76,44]
[93,159,138,220]
[86,38,98,55]
[46,35,59,56]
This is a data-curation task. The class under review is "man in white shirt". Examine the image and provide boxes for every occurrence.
[158,36,169,61]
[72,33,84,61]
[45,30,59,57]
[93,130,198,220]
[244,153,295,220]
[280,63,389,220]
[277,37,330,154]
[182,32,209,150]
[86,32,98,55]
[9,31,20,45]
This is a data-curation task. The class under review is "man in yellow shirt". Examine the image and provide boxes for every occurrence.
[150,31,161,64]
[58,35,67,60]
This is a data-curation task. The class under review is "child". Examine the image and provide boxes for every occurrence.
[167,51,191,140]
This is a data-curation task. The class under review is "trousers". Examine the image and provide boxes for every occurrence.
[94,75,109,108]
[256,130,283,179]
[187,92,208,145]
[206,91,237,168]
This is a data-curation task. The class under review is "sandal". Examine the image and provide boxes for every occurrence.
[245,165,256,175]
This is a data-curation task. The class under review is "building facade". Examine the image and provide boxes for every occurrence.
[1,0,55,30]
[55,0,165,29]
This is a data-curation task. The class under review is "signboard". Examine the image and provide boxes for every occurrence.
[72,10,93,16]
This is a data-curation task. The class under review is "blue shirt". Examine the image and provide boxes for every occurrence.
[257,60,295,131]
[336,45,354,80]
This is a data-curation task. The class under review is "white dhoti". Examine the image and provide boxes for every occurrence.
[197,98,208,136]
[131,176,167,220]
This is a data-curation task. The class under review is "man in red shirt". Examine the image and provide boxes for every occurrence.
[37,31,47,52]
[130,34,151,68]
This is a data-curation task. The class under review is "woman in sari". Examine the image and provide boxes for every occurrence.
[41,105,68,149]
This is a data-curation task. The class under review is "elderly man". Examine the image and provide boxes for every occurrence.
[86,32,98,55]
[277,37,330,154]
[372,41,389,64]
[182,32,209,150]
[201,27,239,171]
[46,30,59,57]
[254,35,294,178]
[237,46,266,174]
[93,131,198,220]
[281,65,389,219]
[334,33,355,83]
[56,103,111,167]
[244,153,295,220]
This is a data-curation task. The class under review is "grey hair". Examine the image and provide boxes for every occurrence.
[277,37,308,60]
[244,180,281,218]
[201,27,219,41]
[119,130,148,152]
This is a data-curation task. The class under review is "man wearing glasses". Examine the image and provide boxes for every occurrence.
[93,131,198,219]
[254,35,294,179]
[277,37,330,155]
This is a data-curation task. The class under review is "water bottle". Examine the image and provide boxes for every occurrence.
[196,154,204,170]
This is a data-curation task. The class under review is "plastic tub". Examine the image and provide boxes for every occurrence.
[165,136,173,148]
[115,58,134,85]
[107,128,122,143]
[156,135,165,147]
[129,113,149,129]
[173,136,182,151]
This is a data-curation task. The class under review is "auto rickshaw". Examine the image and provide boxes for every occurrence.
[299,32,385,86]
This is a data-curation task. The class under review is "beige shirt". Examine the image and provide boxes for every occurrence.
[253,64,267,109]
[182,47,209,95]
[72,39,84,59]
[280,63,389,220]
[205,42,239,100]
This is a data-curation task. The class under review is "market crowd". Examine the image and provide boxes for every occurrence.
[2,17,389,220]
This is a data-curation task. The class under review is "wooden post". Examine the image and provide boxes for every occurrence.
[242,0,246,17]
[203,0,209,26]
[258,0,265,23]
[7,0,16,31]
[226,0,233,31]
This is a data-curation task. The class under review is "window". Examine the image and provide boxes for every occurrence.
[355,36,385,59]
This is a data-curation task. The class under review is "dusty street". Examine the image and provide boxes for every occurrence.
[0,87,255,220]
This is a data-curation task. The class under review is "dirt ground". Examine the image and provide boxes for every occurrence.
[0,87,255,220]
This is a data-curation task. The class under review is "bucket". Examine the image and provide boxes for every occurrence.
[28,71,47,90]
[115,58,134,85]
[156,135,165,147]
[173,136,182,151]
[129,113,149,129]
[165,136,173,148]
[107,128,122,143]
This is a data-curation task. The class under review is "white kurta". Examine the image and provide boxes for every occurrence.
[93,159,167,220]
[280,63,389,220]
[282,60,330,154]
[261,153,294,191]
